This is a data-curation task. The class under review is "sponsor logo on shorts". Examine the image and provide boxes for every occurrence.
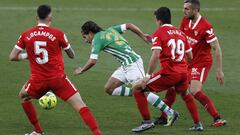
[191,68,200,75]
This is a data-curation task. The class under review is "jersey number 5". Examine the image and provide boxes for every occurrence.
[168,39,185,62]
[34,41,48,64]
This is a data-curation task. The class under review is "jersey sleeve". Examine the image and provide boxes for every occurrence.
[90,34,104,59]
[204,25,217,44]
[60,32,71,50]
[111,24,127,34]
[15,34,25,51]
[151,31,162,50]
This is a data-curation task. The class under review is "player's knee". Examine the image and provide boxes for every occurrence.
[132,79,146,92]
[67,93,86,111]
[104,85,113,95]
[132,83,141,91]
[104,84,110,91]
[105,89,113,95]
[18,92,31,102]
[18,91,25,99]
[189,88,199,96]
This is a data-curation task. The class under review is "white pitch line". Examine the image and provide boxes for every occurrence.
[0,7,239,12]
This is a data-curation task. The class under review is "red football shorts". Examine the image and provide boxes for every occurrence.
[146,72,189,93]
[188,66,211,84]
[24,75,78,101]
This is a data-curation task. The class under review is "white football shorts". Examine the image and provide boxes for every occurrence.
[111,58,145,84]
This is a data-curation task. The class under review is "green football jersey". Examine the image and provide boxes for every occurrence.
[90,24,140,66]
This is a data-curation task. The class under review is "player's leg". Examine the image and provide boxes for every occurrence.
[66,93,101,135]
[106,58,145,97]
[131,81,154,133]
[124,58,146,97]
[189,67,226,126]
[163,87,177,109]
[19,81,44,134]
[145,74,179,126]
[104,77,132,96]
[180,90,203,131]
[132,75,178,132]
[154,87,177,125]
[146,92,178,126]
[53,76,101,135]
[132,80,151,121]
[175,74,203,131]
[190,80,226,126]
[104,67,132,96]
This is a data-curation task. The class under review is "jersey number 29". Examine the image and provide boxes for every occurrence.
[168,39,185,62]
[34,41,48,64]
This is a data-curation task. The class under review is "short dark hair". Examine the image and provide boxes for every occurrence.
[37,5,51,20]
[184,0,200,11]
[154,7,171,24]
[81,21,103,34]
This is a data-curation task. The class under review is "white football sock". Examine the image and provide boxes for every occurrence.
[112,86,132,96]
[147,92,174,116]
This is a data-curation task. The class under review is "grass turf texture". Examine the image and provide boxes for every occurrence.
[0,0,240,134]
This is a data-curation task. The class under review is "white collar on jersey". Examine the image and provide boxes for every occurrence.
[161,24,173,27]
[189,15,202,29]
[37,23,49,27]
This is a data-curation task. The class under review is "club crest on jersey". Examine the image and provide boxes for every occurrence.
[194,30,198,36]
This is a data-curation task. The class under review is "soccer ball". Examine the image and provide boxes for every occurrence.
[39,92,57,110]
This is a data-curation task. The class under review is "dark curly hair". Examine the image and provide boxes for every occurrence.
[81,21,103,34]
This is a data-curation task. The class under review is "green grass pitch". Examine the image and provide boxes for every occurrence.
[0,0,240,134]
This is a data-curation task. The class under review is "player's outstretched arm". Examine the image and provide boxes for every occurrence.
[211,39,224,86]
[65,47,75,59]
[73,58,97,76]
[125,23,151,44]
[9,47,28,61]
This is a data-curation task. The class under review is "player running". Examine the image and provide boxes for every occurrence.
[74,21,148,97]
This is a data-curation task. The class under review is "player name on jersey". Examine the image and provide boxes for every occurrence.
[26,30,56,41]
[167,29,182,36]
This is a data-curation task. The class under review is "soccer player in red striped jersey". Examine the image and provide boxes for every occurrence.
[9,5,101,135]
[157,0,226,129]
[131,7,203,132]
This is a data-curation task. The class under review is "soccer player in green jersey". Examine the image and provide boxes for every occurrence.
[74,21,179,130]
[74,21,149,96]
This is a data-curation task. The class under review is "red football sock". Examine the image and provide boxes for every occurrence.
[182,94,200,123]
[79,107,101,135]
[194,91,220,119]
[22,101,42,133]
[161,87,177,118]
[133,90,151,120]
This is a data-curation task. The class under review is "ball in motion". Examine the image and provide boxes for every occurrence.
[39,92,57,110]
